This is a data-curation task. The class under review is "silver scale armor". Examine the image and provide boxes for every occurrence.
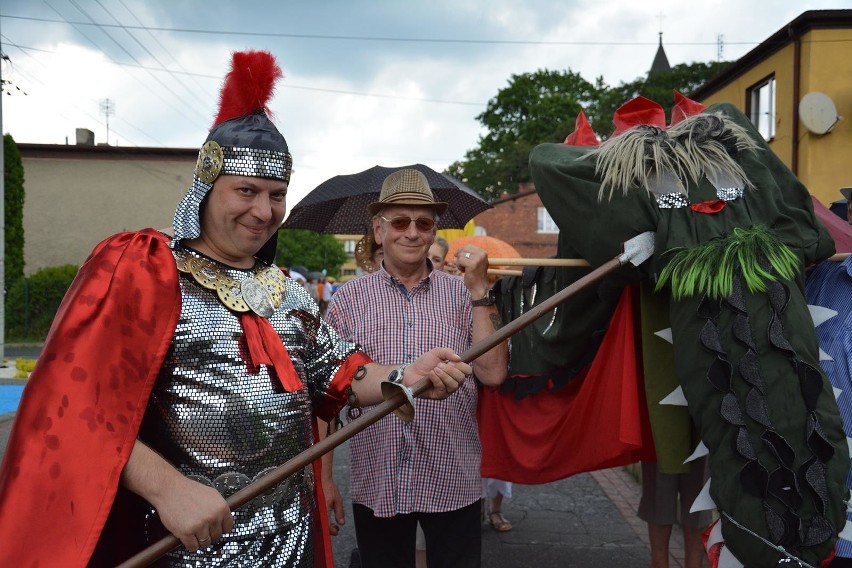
[137,248,355,567]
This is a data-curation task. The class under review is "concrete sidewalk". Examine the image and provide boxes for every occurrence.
[325,441,696,568]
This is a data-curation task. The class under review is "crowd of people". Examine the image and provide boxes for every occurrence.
[1,48,851,568]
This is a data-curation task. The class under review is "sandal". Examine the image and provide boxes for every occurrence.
[489,511,512,532]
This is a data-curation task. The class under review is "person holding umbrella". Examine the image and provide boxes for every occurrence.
[0,51,471,568]
[325,168,509,568]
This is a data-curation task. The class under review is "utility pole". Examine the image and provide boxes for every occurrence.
[100,98,115,145]
[717,34,725,62]
[1,22,7,362]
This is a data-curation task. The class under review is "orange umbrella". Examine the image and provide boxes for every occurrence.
[446,235,521,272]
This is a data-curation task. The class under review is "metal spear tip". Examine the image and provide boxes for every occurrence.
[618,231,656,267]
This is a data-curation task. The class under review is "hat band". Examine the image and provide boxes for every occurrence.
[381,191,439,206]
[222,147,293,183]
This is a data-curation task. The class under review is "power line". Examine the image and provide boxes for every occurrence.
[61,0,211,126]
[116,0,208,96]
[0,34,170,146]
[0,14,763,47]
[5,41,485,106]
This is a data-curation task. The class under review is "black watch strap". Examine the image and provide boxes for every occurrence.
[471,288,496,307]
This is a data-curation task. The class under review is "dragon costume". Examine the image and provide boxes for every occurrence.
[517,93,850,567]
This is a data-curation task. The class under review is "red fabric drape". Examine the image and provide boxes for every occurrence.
[242,312,304,391]
[0,230,182,566]
[479,287,655,483]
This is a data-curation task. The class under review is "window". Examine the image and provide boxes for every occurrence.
[343,239,356,256]
[537,207,559,233]
[747,75,775,141]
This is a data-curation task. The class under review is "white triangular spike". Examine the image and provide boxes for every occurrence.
[704,519,724,550]
[834,387,843,400]
[820,348,834,362]
[690,478,715,513]
[717,546,744,568]
[654,328,673,344]
[684,441,709,463]
[660,386,688,406]
[840,519,852,540]
[809,304,838,328]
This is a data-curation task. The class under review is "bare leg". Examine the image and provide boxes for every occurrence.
[683,525,706,568]
[490,493,504,516]
[647,523,673,568]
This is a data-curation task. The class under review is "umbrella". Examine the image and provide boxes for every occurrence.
[283,164,491,234]
[446,235,521,270]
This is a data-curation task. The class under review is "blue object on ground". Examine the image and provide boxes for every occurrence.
[0,385,25,414]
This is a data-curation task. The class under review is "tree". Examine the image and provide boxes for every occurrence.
[448,62,730,198]
[594,61,731,137]
[275,229,347,278]
[446,69,600,201]
[4,133,25,285]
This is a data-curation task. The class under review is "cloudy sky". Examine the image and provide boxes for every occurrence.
[0,0,840,210]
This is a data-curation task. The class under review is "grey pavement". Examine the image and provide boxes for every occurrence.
[0,345,697,567]
[327,438,657,568]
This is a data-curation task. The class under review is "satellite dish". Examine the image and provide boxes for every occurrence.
[799,92,841,135]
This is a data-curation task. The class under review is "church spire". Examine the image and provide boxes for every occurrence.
[650,31,671,75]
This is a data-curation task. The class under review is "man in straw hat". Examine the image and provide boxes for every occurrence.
[0,53,470,568]
[325,168,509,568]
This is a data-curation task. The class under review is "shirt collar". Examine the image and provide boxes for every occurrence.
[378,260,434,290]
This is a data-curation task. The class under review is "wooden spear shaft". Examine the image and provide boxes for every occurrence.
[489,258,591,267]
[491,253,851,267]
[117,250,638,568]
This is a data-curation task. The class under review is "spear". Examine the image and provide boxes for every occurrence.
[116,231,656,568]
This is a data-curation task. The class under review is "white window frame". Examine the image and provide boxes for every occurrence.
[748,75,775,141]
[537,207,559,234]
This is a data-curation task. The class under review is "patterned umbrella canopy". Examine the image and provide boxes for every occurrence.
[282,163,491,234]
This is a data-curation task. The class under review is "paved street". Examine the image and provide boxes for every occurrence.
[0,348,700,567]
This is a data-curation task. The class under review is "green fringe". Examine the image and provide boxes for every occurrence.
[656,226,800,300]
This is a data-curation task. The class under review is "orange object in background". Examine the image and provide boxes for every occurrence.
[446,235,521,272]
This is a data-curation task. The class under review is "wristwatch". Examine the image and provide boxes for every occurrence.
[471,288,496,307]
[387,364,407,385]
[382,364,415,422]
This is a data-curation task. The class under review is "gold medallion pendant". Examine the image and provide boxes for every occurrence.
[174,248,286,317]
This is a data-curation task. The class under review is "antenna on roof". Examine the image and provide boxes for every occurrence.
[99,98,116,146]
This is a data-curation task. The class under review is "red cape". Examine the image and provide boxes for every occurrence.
[479,287,655,483]
[0,230,349,567]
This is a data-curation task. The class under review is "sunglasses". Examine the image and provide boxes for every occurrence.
[379,215,436,232]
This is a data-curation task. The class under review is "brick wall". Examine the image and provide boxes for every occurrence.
[473,183,558,259]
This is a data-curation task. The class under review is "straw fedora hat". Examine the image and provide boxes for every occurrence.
[367,169,449,216]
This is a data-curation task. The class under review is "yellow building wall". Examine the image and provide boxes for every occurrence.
[796,28,852,205]
[696,28,852,206]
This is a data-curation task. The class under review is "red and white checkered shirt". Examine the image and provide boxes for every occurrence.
[325,267,481,517]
